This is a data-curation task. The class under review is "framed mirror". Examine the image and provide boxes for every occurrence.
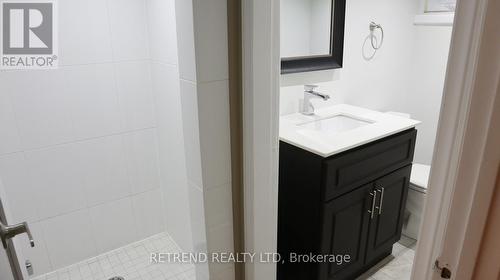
[280,0,346,74]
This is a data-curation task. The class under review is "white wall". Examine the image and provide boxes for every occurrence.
[176,0,235,279]
[147,0,195,253]
[0,0,194,277]
[404,26,452,164]
[280,0,452,165]
[175,1,211,279]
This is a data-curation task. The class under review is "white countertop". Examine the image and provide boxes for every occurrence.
[279,104,421,158]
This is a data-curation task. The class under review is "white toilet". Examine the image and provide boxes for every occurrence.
[385,111,431,240]
[402,163,431,240]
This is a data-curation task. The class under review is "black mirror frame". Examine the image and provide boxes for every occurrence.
[280,0,346,74]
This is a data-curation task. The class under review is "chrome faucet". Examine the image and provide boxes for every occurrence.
[301,85,330,115]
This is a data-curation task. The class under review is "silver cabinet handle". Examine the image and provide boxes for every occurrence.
[368,191,378,219]
[0,221,35,249]
[377,187,385,215]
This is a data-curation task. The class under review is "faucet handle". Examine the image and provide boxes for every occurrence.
[304,85,318,92]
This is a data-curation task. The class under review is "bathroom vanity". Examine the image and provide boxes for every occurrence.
[278,104,419,280]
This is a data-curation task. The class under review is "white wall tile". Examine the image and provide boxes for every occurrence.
[42,209,97,269]
[63,64,122,140]
[0,0,199,275]
[151,63,185,186]
[179,81,203,188]
[158,182,193,252]
[0,154,39,223]
[192,0,229,82]
[176,4,233,279]
[13,222,52,277]
[1,70,75,149]
[0,65,122,150]
[107,0,150,61]
[80,135,131,207]
[204,184,233,229]
[188,182,206,253]
[147,0,178,65]
[115,61,156,131]
[211,265,235,280]
[151,62,194,252]
[124,129,161,194]
[89,198,137,254]
[206,223,234,276]
[0,92,21,155]
[132,189,164,239]
[58,0,113,65]
[25,144,87,219]
[196,266,211,280]
[197,80,232,189]
[175,0,197,81]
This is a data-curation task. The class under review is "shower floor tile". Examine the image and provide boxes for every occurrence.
[32,232,196,280]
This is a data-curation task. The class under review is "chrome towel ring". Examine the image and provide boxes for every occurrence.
[369,21,384,50]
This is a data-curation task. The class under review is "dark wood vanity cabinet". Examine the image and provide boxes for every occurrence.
[278,129,416,280]
[319,183,373,280]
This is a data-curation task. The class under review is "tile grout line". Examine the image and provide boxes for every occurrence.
[0,126,158,158]
[31,231,196,280]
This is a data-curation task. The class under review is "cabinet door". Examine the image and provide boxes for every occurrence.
[365,166,411,264]
[319,183,374,280]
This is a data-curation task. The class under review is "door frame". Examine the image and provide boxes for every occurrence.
[242,0,496,280]
[416,0,500,277]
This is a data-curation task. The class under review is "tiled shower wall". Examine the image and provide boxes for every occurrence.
[0,0,194,277]
[176,0,235,279]
[147,0,195,254]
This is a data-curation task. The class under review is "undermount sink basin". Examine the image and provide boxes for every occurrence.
[297,114,374,135]
[279,104,421,157]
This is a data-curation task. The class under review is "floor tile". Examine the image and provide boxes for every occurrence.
[356,238,417,280]
[31,232,195,280]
